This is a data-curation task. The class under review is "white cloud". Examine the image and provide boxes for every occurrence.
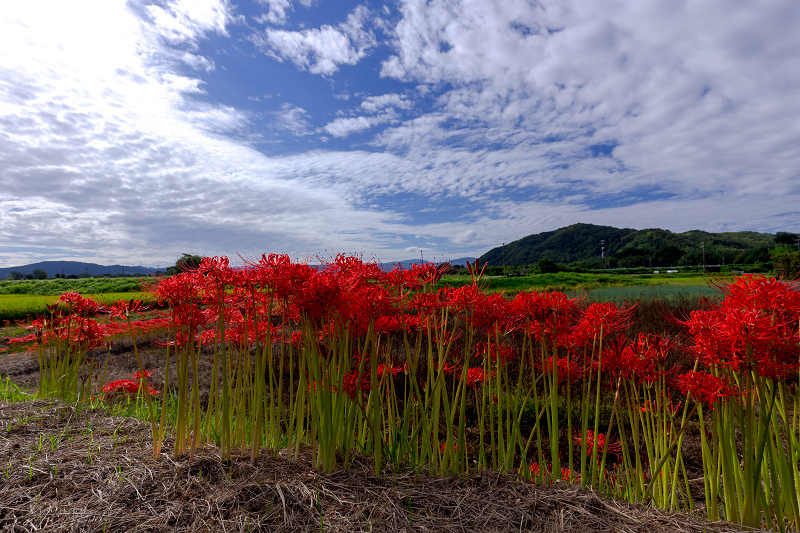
[2,0,800,268]
[181,51,215,71]
[255,0,292,25]
[369,0,800,211]
[255,5,375,75]
[450,229,479,245]
[360,93,412,113]
[274,103,313,136]
[0,2,402,266]
[323,114,393,138]
[145,0,231,46]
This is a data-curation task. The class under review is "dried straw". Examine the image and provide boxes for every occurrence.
[0,400,767,532]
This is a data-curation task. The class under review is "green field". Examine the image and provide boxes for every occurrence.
[0,276,150,296]
[0,291,154,322]
[438,271,724,301]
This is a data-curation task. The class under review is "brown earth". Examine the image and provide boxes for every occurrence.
[0,398,763,533]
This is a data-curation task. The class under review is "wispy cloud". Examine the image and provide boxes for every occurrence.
[273,103,314,136]
[254,5,375,75]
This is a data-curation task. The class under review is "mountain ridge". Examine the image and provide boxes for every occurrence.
[0,261,159,279]
[479,223,778,267]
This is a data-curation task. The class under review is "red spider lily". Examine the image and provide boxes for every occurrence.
[376,363,405,378]
[154,271,200,306]
[287,330,304,347]
[399,314,424,333]
[384,262,444,293]
[683,307,800,378]
[409,291,446,317]
[561,467,579,482]
[102,370,160,397]
[517,291,584,348]
[475,341,518,364]
[58,292,103,315]
[469,293,518,334]
[439,442,457,454]
[641,396,682,416]
[6,333,36,344]
[511,291,580,325]
[674,371,741,409]
[433,360,457,374]
[464,367,491,388]
[681,275,800,379]
[46,316,108,352]
[374,314,403,334]
[536,353,587,384]
[107,299,150,321]
[575,302,635,342]
[292,270,346,324]
[601,334,668,384]
[102,379,141,394]
[573,430,622,461]
[341,370,372,402]
[581,302,635,336]
[250,253,315,300]
[716,274,800,317]
[349,284,397,326]
[199,329,218,346]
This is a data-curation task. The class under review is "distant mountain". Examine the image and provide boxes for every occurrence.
[479,223,777,268]
[0,261,159,279]
[377,257,477,270]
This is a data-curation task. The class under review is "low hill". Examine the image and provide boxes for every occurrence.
[0,261,159,279]
[479,224,777,268]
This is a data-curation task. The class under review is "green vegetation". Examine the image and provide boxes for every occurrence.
[0,276,148,296]
[774,251,800,279]
[165,253,204,276]
[0,291,154,322]
[584,283,718,302]
[479,223,781,269]
[439,270,719,299]
[0,277,155,322]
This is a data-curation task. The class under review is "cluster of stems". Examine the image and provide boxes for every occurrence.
[22,260,800,530]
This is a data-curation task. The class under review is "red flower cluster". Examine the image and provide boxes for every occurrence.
[682,275,800,380]
[674,371,740,409]
[573,430,623,461]
[102,370,160,398]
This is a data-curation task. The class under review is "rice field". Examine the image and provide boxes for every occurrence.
[0,292,154,322]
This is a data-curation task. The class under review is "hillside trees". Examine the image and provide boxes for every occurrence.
[165,254,204,276]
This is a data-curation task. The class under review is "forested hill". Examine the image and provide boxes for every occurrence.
[0,261,158,279]
[478,223,780,268]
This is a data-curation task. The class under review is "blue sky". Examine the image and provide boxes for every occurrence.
[1,0,799,268]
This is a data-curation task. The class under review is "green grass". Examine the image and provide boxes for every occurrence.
[0,376,35,402]
[0,277,151,296]
[437,271,734,304]
[0,292,155,322]
[583,283,717,302]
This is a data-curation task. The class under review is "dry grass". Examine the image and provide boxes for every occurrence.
[0,399,765,533]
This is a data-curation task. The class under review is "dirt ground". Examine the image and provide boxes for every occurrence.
[0,397,764,533]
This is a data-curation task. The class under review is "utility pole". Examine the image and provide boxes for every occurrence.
[420,249,424,265]
[502,243,506,276]
[701,241,705,267]
[600,240,605,270]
